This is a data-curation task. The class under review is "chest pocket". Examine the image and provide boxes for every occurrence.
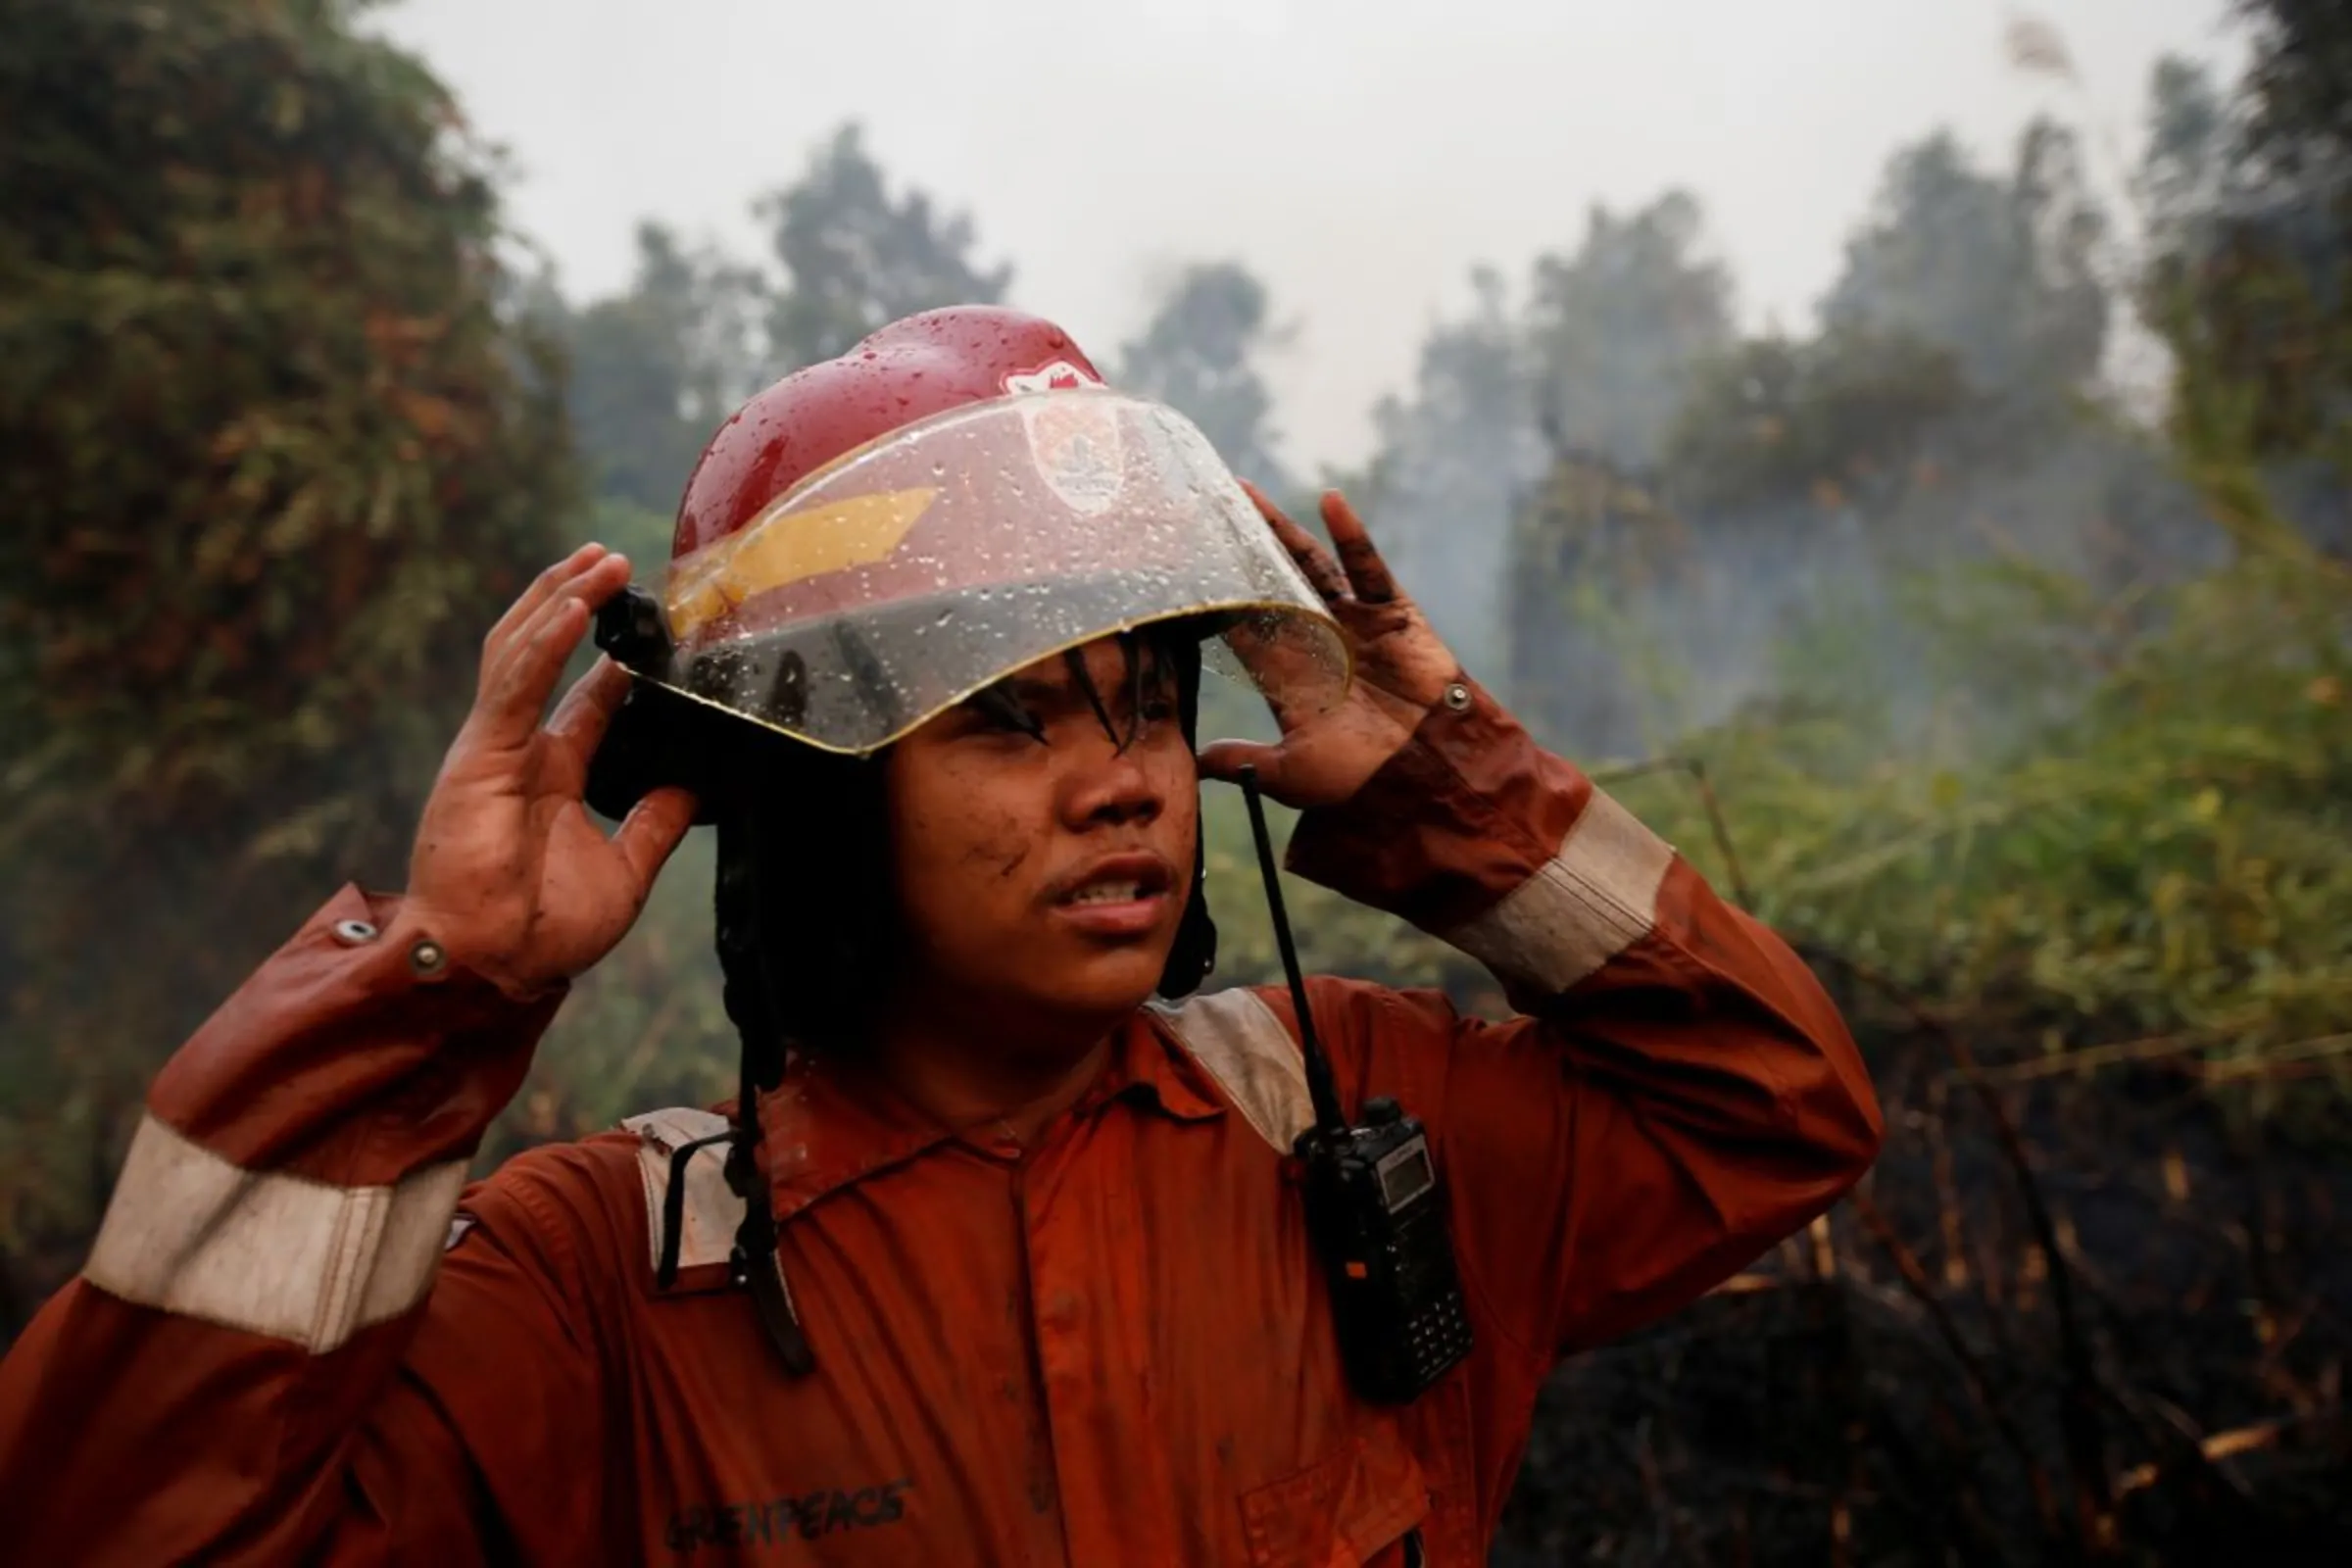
[1238,1416,1431,1568]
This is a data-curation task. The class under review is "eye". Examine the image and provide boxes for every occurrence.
[960,686,1047,743]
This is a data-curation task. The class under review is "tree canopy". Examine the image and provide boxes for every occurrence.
[760,123,1012,372]
[0,0,573,1274]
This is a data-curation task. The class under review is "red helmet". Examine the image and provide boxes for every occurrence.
[672,306,1108,564]
[628,305,1345,756]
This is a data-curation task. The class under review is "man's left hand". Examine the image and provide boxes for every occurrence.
[1198,483,1463,810]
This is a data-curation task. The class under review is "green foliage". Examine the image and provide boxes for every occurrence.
[1628,536,2352,1119]
[1481,74,2350,1134]
[0,0,572,1260]
[1665,326,1971,513]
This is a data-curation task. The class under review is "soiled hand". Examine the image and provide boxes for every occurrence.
[404,544,698,998]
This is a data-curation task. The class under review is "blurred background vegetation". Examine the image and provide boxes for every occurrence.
[2,0,2346,1559]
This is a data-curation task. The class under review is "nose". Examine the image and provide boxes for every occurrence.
[1057,733,1165,832]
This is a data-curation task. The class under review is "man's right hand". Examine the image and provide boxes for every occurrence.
[404,543,699,999]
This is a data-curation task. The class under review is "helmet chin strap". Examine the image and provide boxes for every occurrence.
[1157,834,1217,1000]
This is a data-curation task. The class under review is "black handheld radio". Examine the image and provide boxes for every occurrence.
[1236,767,1473,1405]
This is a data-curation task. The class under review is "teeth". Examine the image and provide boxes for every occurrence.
[1067,881,1144,906]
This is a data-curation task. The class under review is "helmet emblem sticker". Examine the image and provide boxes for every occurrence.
[1003,359,1105,395]
[1019,393,1126,517]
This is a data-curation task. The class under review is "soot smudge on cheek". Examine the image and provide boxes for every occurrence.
[946,806,1032,882]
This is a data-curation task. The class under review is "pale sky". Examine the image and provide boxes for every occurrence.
[373,0,2240,474]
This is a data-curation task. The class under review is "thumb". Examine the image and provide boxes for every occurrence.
[614,785,700,893]
[1197,738,1287,789]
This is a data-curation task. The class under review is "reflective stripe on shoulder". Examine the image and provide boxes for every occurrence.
[1150,989,1314,1152]
[622,1106,741,1275]
[1444,787,1675,995]
[83,1111,465,1353]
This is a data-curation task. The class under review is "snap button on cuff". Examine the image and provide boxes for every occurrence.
[1442,682,1473,713]
[332,919,379,946]
[408,939,448,977]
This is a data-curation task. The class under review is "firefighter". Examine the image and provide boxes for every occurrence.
[0,307,1882,1565]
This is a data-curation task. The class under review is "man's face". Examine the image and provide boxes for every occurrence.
[883,634,1199,1044]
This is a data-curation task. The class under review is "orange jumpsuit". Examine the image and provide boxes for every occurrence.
[0,681,1881,1565]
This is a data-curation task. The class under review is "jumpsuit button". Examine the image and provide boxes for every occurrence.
[408,938,448,976]
[1442,682,1472,713]
[331,918,379,946]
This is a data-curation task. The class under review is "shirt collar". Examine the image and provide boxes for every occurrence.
[1089,1003,1228,1123]
[757,1004,1229,1221]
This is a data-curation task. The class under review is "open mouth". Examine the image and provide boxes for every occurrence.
[1062,879,1156,907]
[1050,855,1178,935]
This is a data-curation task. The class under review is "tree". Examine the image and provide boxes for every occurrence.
[563,222,767,515]
[1665,326,1971,514]
[1500,449,1693,760]
[760,122,1012,372]
[1358,268,1544,672]
[1116,260,1292,490]
[1446,193,1735,746]
[2141,55,2235,243]
[1524,192,1737,470]
[2138,47,2348,505]
[0,0,573,1312]
[1822,123,2110,416]
[2235,0,2352,174]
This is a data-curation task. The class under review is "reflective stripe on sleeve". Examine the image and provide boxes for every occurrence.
[83,1112,466,1353]
[1443,788,1676,995]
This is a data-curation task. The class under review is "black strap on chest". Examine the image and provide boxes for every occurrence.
[655,1130,733,1291]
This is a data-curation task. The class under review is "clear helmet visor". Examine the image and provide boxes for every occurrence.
[647,389,1350,754]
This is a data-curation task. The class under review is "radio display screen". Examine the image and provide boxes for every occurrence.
[1379,1146,1434,1209]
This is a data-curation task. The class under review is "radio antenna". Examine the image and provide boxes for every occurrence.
[1235,765,1349,1138]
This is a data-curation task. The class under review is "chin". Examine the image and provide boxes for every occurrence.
[1028,944,1176,1021]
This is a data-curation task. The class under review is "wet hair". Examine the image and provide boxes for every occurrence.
[965,633,1182,754]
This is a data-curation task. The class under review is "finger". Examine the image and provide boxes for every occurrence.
[482,543,609,670]
[477,591,598,751]
[612,785,699,895]
[1242,479,1351,605]
[1246,481,1350,601]
[540,658,637,792]
[547,658,634,758]
[480,554,632,717]
[1196,738,1288,787]
[1320,491,1401,606]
